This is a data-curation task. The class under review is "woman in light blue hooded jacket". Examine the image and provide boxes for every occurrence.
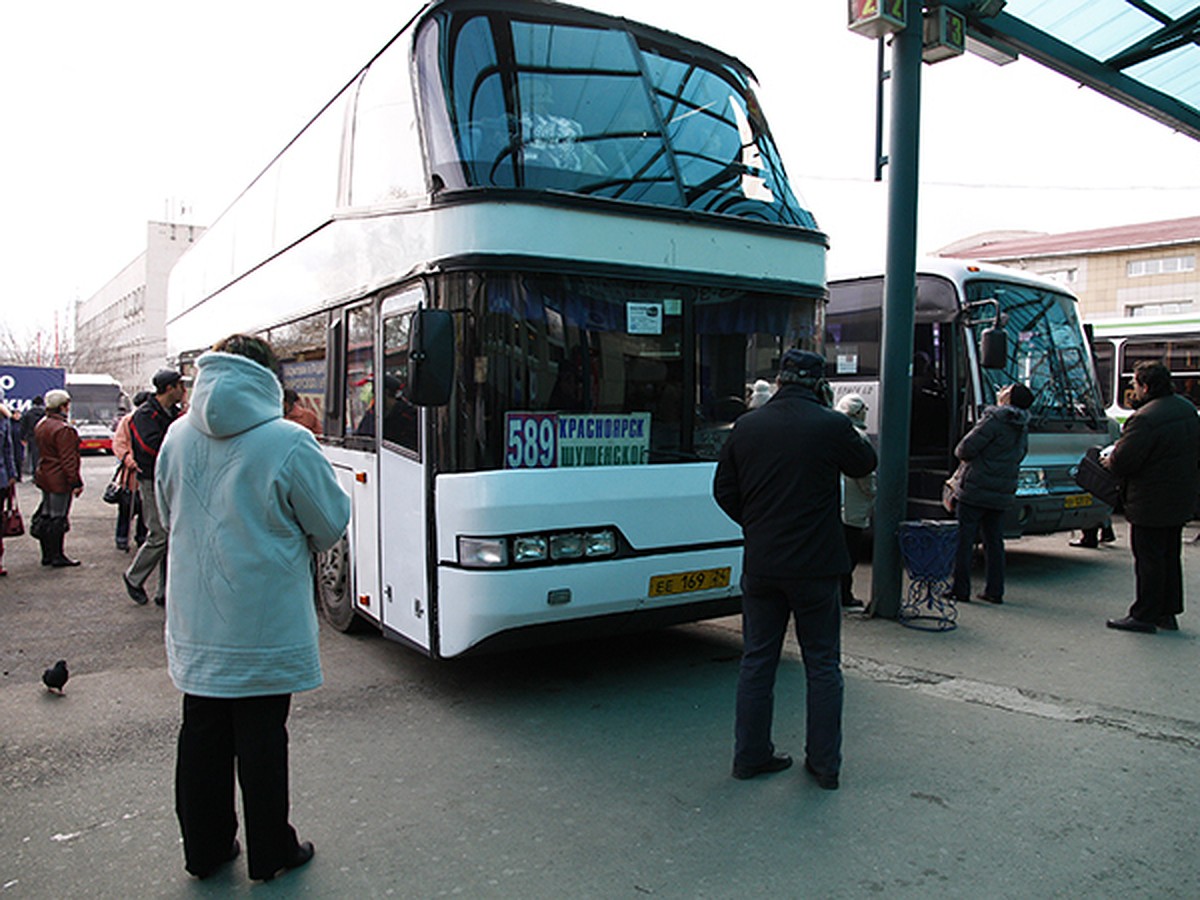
[156,334,350,883]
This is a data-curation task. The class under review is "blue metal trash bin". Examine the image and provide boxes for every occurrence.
[897,520,958,631]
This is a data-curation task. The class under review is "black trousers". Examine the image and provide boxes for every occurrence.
[1129,523,1184,622]
[175,693,301,880]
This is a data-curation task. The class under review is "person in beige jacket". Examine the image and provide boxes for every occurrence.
[111,390,151,551]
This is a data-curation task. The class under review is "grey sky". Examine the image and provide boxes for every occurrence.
[2,1,1197,343]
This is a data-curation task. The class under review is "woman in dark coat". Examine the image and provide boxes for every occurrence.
[947,383,1033,604]
[33,390,84,567]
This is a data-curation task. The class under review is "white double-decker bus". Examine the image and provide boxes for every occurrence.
[825,259,1113,536]
[167,0,828,656]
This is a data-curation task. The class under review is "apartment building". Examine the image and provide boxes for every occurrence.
[937,215,1200,321]
[74,220,204,392]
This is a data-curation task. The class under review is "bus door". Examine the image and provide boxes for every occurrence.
[377,289,431,652]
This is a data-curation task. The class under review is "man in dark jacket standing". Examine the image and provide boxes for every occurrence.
[1104,361,1200,633]
[713,349,877,790]
[947,382,1034,604]
[123,369,186,606]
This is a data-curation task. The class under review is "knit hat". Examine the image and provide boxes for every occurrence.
[1007,383,1034,410]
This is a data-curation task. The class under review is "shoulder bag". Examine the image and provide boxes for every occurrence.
[1073,446,1123,512]
[3,486,24,537]
[102,463,127,505]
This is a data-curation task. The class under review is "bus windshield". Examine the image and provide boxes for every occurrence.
[419,7,813,226]
[432,271,819,472]
[966,279,1104,425]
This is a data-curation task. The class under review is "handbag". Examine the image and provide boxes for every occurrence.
[102,463,127,505]
[1073,446,1123,512]
[2,487,23,537]
[942,463,964,514]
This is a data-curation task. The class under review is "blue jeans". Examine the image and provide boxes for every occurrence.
[734,575,843,777]
[952,500,1006,600]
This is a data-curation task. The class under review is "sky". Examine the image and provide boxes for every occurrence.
[3,1,1198,345]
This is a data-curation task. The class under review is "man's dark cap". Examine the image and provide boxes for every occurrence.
[778,349,826,383]
[153,369,183,392]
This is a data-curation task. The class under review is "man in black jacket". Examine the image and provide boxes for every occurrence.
[123,369,186,606]
[713,349,877,789]
[1105,361,1200,633]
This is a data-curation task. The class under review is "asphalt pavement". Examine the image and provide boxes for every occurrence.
[2,456,1199,898]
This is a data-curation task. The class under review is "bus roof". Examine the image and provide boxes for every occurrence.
[1087,313,1200,337]
[65,373,122,386]
[829,257,1077,297]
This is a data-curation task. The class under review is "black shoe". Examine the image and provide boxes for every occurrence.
[50,556,81,567]
[115,539,129,551]
[1099,527,1116,543]
[1106,615,1156,634]
[154,594,166,608]
[841,597,864,609]
[255,841,315,882]
[190,839,240,880]
[732,752,793,780]
[1068,539,1099,549]
[804,759,839,790]
[975,593,1003,604]
[123,573,149,605]
[1157,614,1180,631]
[942,592,968,604]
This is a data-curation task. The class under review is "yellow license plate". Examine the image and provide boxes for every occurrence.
[1064,493,1093,509]
[649,567,731,597]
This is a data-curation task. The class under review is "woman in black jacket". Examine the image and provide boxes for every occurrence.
[947,383,1033,604]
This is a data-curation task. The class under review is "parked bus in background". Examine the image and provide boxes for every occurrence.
[166,0,828,657]
[1087,314,1200,424]
[825,259,1112,536]
[64,373,129,454]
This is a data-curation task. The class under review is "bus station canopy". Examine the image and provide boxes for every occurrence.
[945,0,1200,140]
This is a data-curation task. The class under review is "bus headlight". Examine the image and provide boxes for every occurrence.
[1015,467,1047,495]
[584,530,616,557]
[458,537,508,568]
[513,535,548,563]
[457,528,620,568]
[549,533,584,559]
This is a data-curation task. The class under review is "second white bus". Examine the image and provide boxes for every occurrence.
[825,259,1114,536]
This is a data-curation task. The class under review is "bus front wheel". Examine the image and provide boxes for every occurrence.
[316,536,367,633]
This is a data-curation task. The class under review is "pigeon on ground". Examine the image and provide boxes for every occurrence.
[42,660,69,694]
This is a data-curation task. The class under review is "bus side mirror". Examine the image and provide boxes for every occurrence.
[407,308,454,407]
[980,327,1007,369]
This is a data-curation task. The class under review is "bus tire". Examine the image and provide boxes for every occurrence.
[316,535,368,633]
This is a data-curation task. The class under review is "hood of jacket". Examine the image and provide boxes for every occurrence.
[985,404,1031,429]
[187,351,283,439]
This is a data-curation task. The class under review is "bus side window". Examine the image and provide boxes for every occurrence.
[345,304,377,446]
[1092,340,1114,409]
[381,312,419,453]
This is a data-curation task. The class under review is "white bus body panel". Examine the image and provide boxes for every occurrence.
[323,447,383,628]
[433,464,742,657]
[168,202,825,357]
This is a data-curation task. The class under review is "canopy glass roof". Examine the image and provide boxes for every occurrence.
[944,0,1200,139]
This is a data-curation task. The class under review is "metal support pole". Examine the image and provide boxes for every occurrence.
[869,0,923,619]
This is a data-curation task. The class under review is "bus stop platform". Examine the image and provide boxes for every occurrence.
[1,463,1198,898]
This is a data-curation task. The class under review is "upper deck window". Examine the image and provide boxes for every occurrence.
[417,8,815,228]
